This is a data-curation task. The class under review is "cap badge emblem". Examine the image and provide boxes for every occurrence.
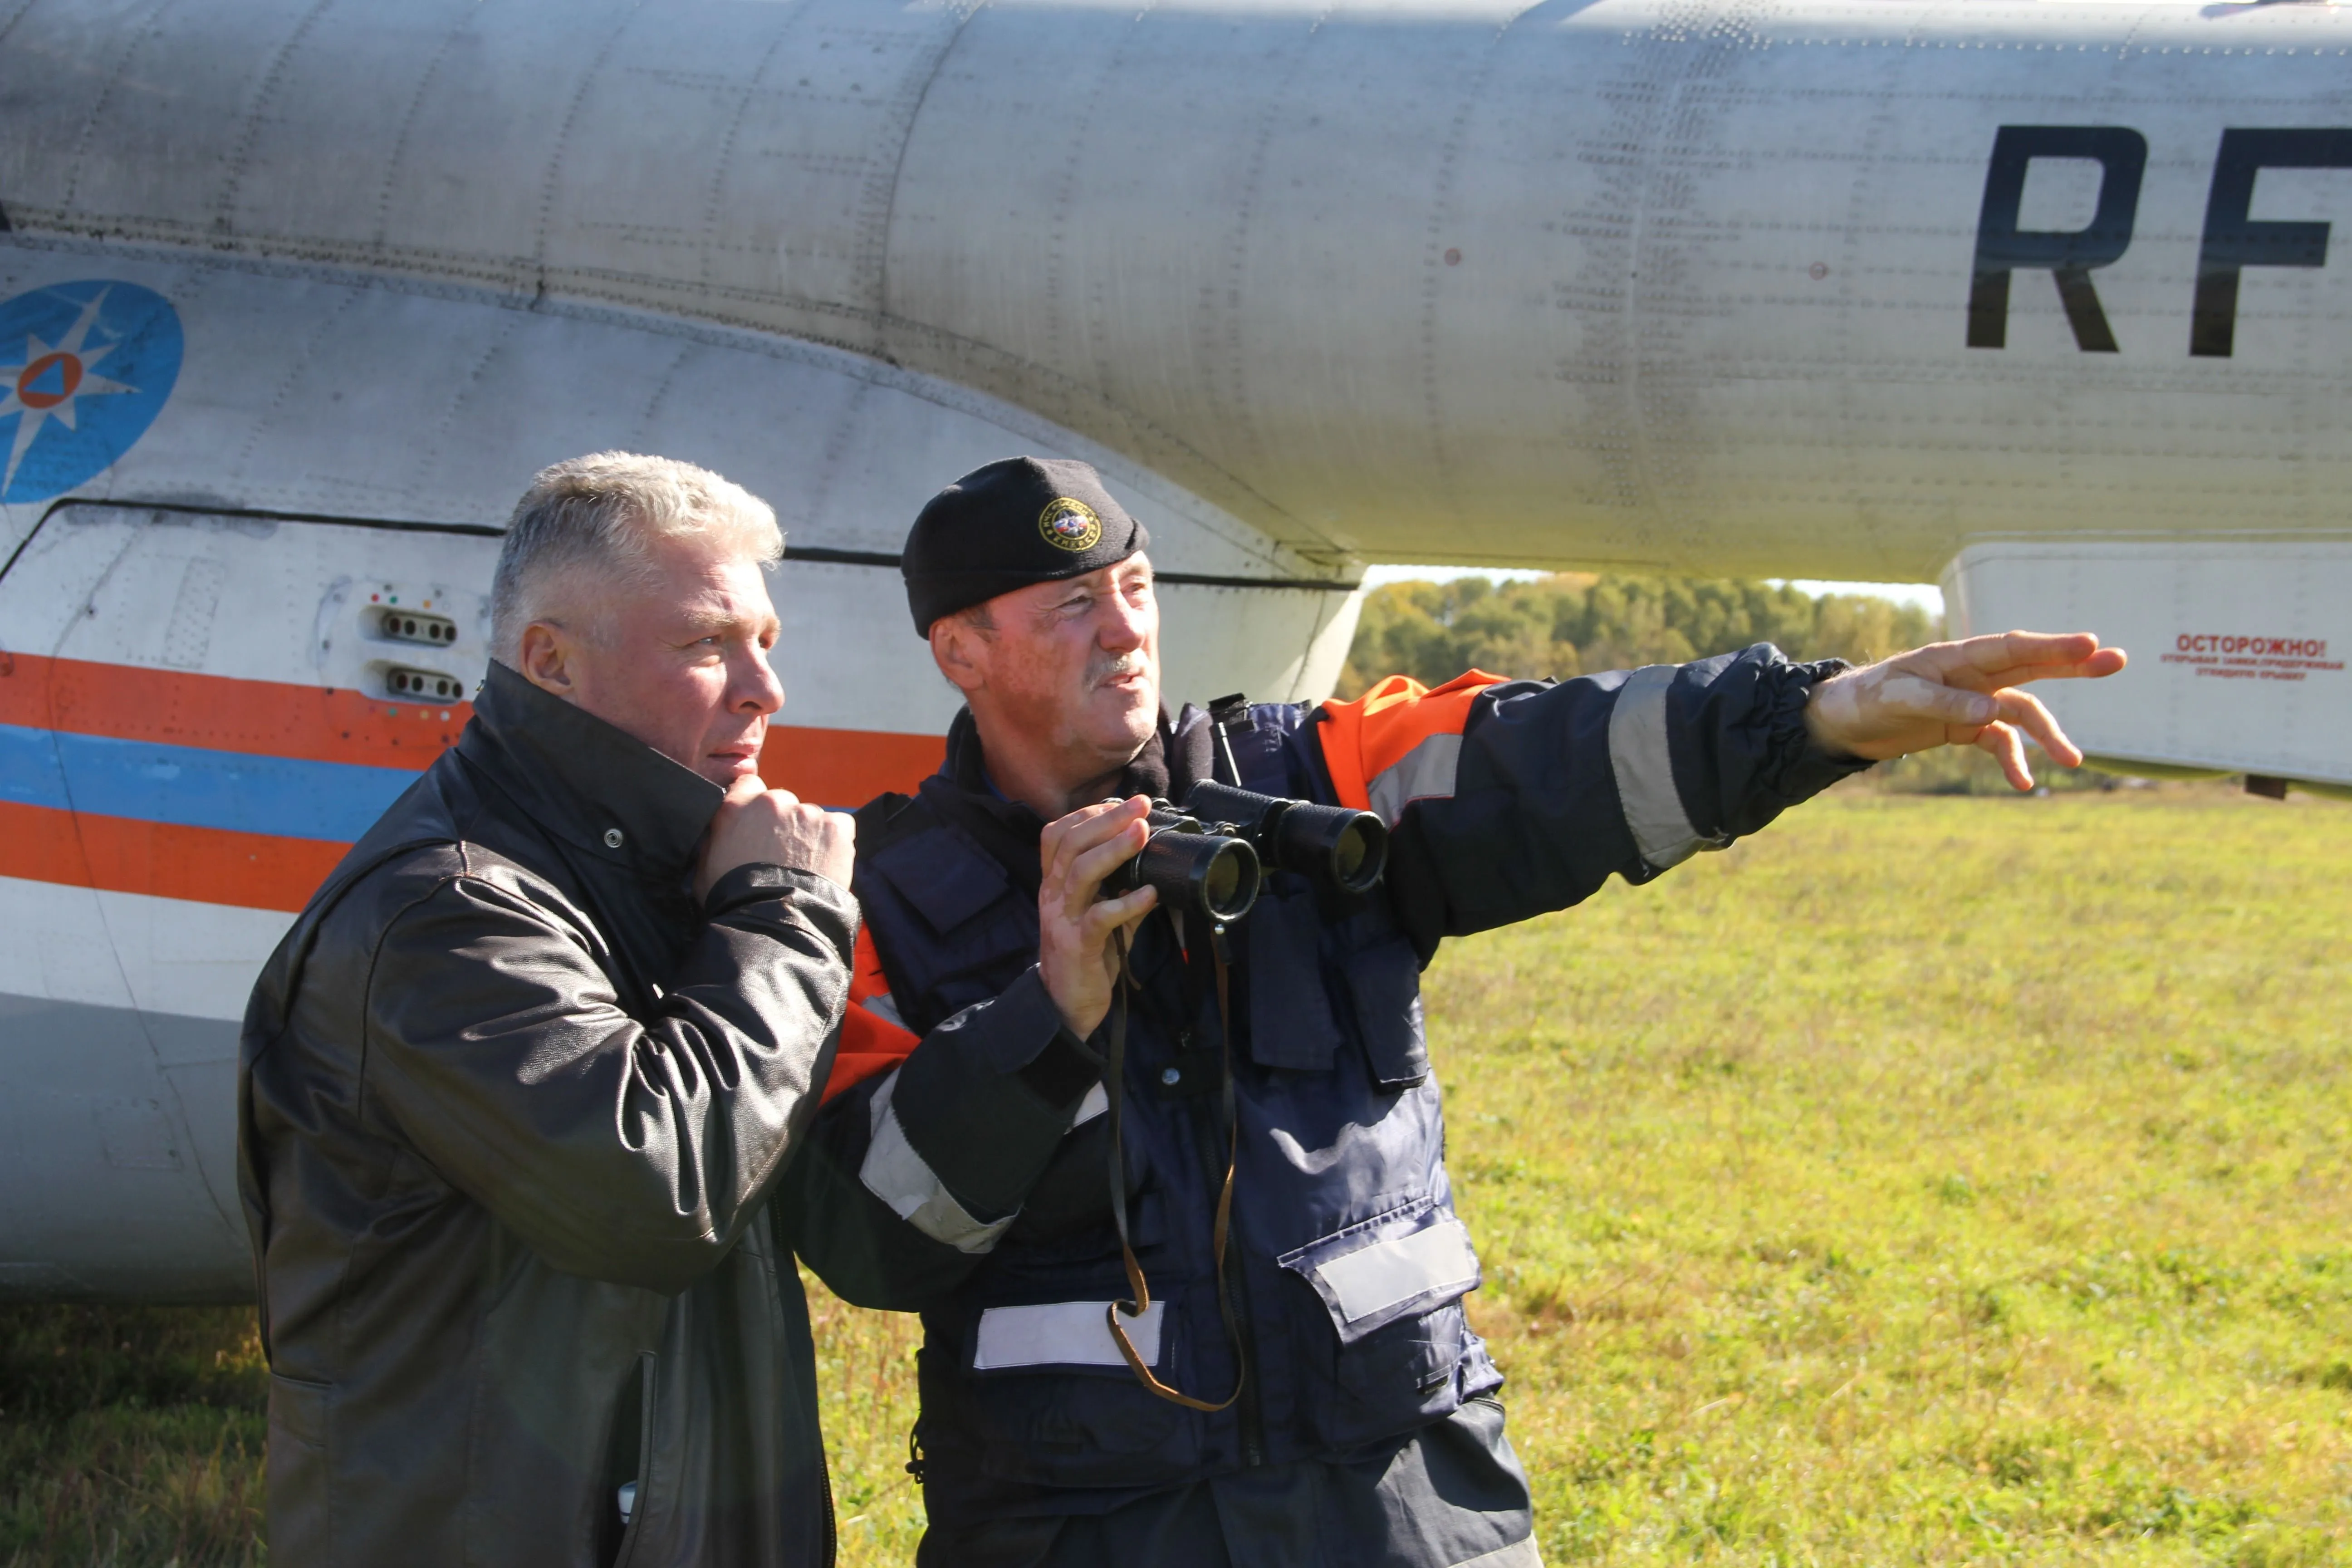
[1038,496,1103,553]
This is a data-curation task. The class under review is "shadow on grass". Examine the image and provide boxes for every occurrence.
[0,1305,265,1568]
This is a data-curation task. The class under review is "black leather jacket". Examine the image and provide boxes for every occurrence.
[238,662,854,1568]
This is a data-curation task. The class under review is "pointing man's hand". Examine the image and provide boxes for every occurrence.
[1804,631,2128,790]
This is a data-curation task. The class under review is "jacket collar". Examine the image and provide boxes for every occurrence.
[459,661,724,882]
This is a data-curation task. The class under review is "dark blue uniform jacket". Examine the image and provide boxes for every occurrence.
[777,647,1861,1537]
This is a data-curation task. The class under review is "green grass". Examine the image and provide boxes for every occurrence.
[8,785,2347,1566]
[1437,784,2352,1566]
[0,1306,265,1567]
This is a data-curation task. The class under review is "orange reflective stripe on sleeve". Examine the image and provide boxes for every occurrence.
[1316,669,1508,824]
[822,924,921,1104]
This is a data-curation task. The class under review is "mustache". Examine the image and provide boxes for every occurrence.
[1088,650,1149,686]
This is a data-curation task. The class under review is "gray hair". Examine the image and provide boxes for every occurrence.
[490,451,783,657]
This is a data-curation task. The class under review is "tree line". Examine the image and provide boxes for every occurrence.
[1338,572,1938,698]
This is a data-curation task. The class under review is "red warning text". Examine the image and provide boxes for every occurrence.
[2163,633,2342,682]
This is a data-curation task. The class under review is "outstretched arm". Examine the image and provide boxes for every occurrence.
[1331,649,1864,955]
[1804,631,2127,790]
[1328,631,2127,959]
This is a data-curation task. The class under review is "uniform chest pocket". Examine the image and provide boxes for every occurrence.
[1343,936,1430,1089]
[1246,896,1430,1087]
[1243,886,1344,1073]
[864,825,1030,1031]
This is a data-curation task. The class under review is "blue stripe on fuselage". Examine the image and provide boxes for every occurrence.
[0,723,418,841]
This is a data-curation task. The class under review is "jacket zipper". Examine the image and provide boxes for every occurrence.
[1224,1245,1266,1468]
[819,1447,837,1567]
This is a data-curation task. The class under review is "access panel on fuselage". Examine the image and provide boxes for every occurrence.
[0,501,498,1300]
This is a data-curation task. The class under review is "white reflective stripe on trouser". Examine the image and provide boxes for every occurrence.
[858,1070,1014,1255]
[972,1299,1166,1370]
[1450,1536,1543,1568]
[1314,1218,1480,1325]
[1606,663,1708,870]
[1367,731,1465,827]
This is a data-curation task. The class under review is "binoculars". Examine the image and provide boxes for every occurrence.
[1098,782,1389,925]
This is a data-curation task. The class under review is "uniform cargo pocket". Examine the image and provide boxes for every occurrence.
[1280,1203,1484,1449]
[1277,1203,1480,1344]
[1314,1298,1473,1451]
[956,1301,1202,1487]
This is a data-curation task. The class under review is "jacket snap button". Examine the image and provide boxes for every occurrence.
[603,828,625,849]
[1160,1067,1181,1087]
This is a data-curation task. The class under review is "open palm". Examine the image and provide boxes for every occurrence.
[1805,631,2130,790]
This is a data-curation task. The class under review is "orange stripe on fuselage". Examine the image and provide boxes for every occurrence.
[0,653,943,805]
[0,799,349,912]
[0,652,469,769]
[0,654,946,909]
[760,725,942,809]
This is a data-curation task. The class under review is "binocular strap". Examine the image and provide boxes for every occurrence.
[1102,925,1246,1413]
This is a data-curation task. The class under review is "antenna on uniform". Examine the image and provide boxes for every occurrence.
[1206,692,1248,785]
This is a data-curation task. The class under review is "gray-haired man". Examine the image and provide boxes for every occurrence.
[239,453,856,1566]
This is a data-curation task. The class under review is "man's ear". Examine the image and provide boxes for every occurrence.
[930,617,987,696]
[516,620,580,701]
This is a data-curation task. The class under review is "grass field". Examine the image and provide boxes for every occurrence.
[6,784,2347,1566]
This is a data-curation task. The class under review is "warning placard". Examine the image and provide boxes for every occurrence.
[2161,634,2343,683]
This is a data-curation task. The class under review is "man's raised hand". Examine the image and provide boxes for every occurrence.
[1038,796,1157,1039]
[1804,631,2128,790]
[696,775,857,901]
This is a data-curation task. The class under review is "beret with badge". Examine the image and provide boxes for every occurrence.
[900,456,1151,636]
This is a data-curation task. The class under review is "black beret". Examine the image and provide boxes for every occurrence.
[901,456,1151,636]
